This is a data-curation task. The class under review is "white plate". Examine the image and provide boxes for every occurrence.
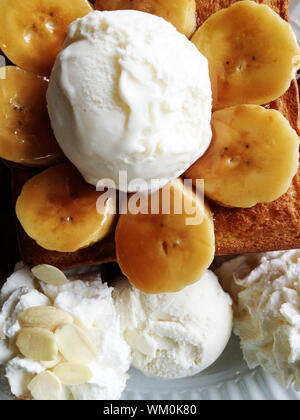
[1,0,300,401]
[291,0,300,41]
[122,336,300,401]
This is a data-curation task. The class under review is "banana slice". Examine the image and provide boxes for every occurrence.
[191,0,300,110]
[0,66,64,167]
[95,0,196,37]
[185,105,300,208]
[15,163,117,252]
[115,178,215,294]
[0,0,93,76]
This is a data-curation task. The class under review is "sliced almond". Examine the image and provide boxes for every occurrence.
[53,362,92,385]
[71,314,87,330]
[18,306,73,330]
[40,353,63,369]
[16,328,58,362]
[54,324,97,365]
[31,264,68,286]
[28,371,62,401]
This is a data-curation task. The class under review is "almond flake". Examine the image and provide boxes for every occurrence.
[28,371,62,401]
[18,306,73,330]
[54,324,97,365]
[53,362,92,385]
[31,264,67,286]
[16,328,58,361]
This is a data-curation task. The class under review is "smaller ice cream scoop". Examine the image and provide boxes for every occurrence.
[47,10,212,193]
[113,271,232,379]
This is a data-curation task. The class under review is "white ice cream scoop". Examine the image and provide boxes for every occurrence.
[113,271,232,379]
[47,10,212,193]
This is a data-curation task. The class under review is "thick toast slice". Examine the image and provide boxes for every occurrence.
[195,0,300,255]
[196,0,290,25]
[9,0,300,269]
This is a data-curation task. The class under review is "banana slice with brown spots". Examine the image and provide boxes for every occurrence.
[16,163,117,252]
[0,66,64,167]
[0,0,93,75]
[185,105,300,208]
[95,0,196,37]
[115,178,215,294]
[191,0,300,110]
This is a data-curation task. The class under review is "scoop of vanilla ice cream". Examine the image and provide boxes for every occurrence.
[47,10,212,192]
[216,250,300,390]
[0,266,131,400]
[113,271,232,379]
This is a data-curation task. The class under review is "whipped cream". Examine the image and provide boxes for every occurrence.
[217,250,300,390]
[113,271,232,379]
[47,10,212,192]
[0,266,131,400]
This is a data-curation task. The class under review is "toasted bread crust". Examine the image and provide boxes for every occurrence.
[10,0,300,268]
[16,224,116,269]
[196,0,300,255]
[196,0,290,27]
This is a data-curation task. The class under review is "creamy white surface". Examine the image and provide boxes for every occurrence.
[217,250,300,390]
[113,271,232,379]
[0,266,131,400]
[47,10,212,192]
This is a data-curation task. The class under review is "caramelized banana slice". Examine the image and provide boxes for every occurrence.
[115,178,215,294]
[95,0,196,37]
[0,0,93,75]
[192,0,300,110]
[185,105,300,208]
[0,66,64,167]
[16,163,117,252]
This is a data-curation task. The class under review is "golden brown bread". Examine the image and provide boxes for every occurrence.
[16,225,116,270]
[195,0,300,255]
[9,0,300,269]
[196,0,290,26]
